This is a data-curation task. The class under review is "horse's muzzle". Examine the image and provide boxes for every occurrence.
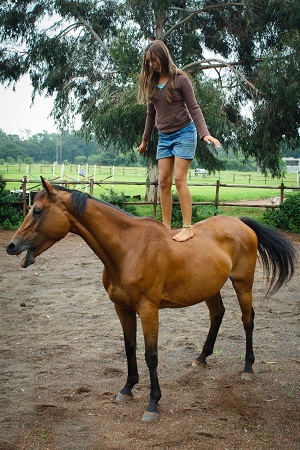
[6,242,36,268]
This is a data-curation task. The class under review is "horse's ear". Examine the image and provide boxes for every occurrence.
[41,177,56,196]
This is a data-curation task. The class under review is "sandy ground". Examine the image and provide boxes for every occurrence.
[1,229,299,450]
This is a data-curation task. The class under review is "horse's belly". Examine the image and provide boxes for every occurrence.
[159,297,207,308]
[159,281,225,309]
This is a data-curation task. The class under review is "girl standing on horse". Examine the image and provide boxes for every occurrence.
[138,40,220,242]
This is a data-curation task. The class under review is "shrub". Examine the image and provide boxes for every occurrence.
[0,174,23,229]
[100,189,138,215]
[263,190,300,233]
[156,192,217,228]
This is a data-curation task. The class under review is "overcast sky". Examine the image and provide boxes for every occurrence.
[0,74,59,136]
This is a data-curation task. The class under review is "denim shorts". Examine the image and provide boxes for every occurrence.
[156,121,197,160]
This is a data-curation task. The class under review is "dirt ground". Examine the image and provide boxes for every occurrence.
[1,228,299,450]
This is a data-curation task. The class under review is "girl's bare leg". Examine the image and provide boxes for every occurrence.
[158,157,174,229]
[172,157,193,242]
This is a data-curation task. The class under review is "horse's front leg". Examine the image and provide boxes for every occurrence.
[139,302,161,422]
[114,306,139,401]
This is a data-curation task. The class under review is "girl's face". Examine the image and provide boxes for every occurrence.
[145,52,161,73]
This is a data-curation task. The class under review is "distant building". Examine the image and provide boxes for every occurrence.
[283,157,300,173]
[194,168,207,177]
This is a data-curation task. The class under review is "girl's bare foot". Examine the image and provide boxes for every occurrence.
[172,226,193,242]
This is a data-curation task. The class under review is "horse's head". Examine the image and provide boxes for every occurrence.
[6,177,72,268]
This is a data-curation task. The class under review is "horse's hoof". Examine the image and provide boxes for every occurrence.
[192,360,207,368]
[141,411,159,422]
[241,371,254,381]
[115,392,133,402]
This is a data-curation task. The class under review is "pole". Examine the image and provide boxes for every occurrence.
[280,182,284,204]
[214,180,220,214]
[90,178,94,196]
[22,176,27,218]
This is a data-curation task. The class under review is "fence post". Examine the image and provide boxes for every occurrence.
[280,182,284,203]
[22,176,27,218]
[90,178,94,197]
[215,180,220,213]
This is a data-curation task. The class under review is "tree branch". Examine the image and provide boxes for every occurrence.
[164,2,245,38]
[54,22,81,40]
[59,0,118,65]
[76,16,116,61]
[182,58,258,98]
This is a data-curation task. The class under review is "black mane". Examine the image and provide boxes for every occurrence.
[52,185,90,216]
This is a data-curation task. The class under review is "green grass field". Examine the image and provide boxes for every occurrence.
[2,163,299,222]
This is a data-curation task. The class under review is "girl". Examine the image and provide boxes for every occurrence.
[138,40,220,242]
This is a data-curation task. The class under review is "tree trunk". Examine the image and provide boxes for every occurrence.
[145,160,159,202]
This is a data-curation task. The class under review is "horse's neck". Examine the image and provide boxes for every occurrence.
[71,199,134,266]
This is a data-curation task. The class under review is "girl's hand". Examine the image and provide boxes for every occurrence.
[203,135,221,148]
[138,140,148,154]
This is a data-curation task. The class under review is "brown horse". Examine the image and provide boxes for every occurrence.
[6,178,296,421]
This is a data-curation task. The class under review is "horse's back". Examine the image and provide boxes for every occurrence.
[193,216,257,244]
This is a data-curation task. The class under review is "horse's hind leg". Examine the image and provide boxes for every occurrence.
[242,305,255,380]
[232,280,255,380]
[114,306,139,401]
[193,292,225,367]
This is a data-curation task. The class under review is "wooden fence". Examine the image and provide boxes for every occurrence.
[5,176,298,219]
[3,162,299,185]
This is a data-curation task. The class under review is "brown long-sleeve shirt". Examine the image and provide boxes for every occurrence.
[142,74,210,141]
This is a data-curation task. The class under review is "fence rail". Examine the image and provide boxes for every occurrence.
[3,162,299,185]
[5,176,299,219]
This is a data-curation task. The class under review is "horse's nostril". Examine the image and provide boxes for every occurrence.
[6,242,16,253]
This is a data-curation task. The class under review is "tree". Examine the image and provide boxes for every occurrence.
[0,0,299,179]
[0,174,23,228]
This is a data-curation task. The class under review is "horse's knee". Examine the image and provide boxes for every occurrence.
[145,350,158,369]
[242,307,255,331]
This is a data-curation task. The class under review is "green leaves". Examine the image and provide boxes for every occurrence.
[264,191,300,233]
[0,174,23,229]
[0,0,299,174]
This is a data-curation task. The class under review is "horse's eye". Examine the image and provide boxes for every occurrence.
[32,207,42,216]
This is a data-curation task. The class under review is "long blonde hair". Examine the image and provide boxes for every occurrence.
[138,40,185,104]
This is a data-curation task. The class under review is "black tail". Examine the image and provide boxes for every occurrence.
[240,217,297,295]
